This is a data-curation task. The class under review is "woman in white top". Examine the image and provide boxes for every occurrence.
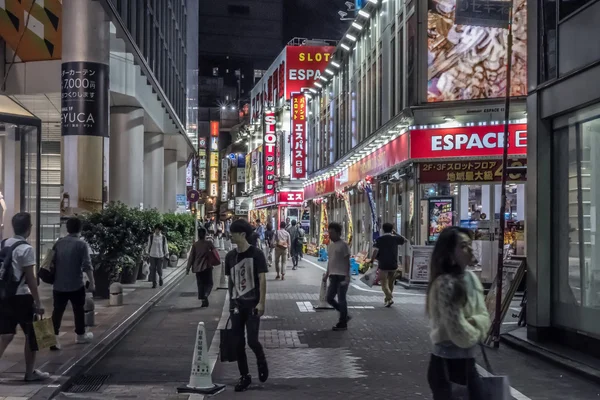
[426,226,490,400]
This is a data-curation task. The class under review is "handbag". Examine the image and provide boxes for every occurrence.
[219,316,238,362]
[33,318,57,350]
[479,344,512,400]
[360,264,378,288]
[208,247,221,267]
[39,245,56,284]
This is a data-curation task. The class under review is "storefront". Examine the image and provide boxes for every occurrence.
[0,95,42,264]
[249,190,305,229]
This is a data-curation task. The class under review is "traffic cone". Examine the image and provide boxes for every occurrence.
[217,261,228,290]
[177,322,225,395]
[313,273,334,309]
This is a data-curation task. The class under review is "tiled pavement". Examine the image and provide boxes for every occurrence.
[60,254,600,399]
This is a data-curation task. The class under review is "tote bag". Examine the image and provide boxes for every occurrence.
[33,318,57,350]
[219,316,239,362]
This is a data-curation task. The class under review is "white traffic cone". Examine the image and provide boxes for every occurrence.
[178,322,225,395]
[313,273,334,310]
[217,261,228,290]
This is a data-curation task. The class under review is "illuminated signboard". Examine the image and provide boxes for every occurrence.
[210,167,219,182]
[210,137,218,152]
[210,153,219,167]
[210,121,219,137]
[291,94,307,179]
[199,137,207,149]
[210,182,218,197]
[263,111,277,194]
[285,46,335,99]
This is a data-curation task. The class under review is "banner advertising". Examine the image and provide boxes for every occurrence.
[319,204,329,246]
[285,45,336,99]
[427,0,527,102]
[253,193,277,209]
[419,159,527,184]
[410,124,527,159]
[221,158,229,182]
[237,169,246,183]
[343,192,354,246]
[235,197,250,215]
[291,94,307,179]
[186,161,192,186]
[364,183,380,242]
[428,198,454,242]
[263,111,277,194]
[245,154,252,188]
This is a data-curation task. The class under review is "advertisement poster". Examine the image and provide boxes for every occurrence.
[301,209,310,235]
[364,183,380,242]
[291,93,307,179]
[343,192,354,245]
[410,246,433,283]
[427,0,527,102]
[319,204,329,246]
[285,46,335,99]
[428,197,454,242]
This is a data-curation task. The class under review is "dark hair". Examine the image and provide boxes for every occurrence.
[248,232,259,247]
[230,219,254,239]
[266,222,273,231]
[66,217,83,234]
[382,222,394,233]
[12,212,31,236]
[256,219,261,224]
[426,226,473,314]
[328,222,342,235]
[197,228,207,240]
[154,224,163,231]
[291,220,297,226]
[279,221,286,229]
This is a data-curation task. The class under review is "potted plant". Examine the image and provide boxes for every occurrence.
[119,255,138,284]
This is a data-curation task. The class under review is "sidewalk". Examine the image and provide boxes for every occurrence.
[0,259,188,400]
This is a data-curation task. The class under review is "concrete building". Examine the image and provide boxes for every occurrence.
[0,0,197,255]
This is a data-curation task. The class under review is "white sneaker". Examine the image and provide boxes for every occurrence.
[76,332,94,344]
[50,335,61,351]
[24,369,50,382]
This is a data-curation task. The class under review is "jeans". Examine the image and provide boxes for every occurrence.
[231,307,266,376]
[274,248,287,275]
[379,270,396,302]
[326,275,349,324]
[52,287,86,335]
[195,268,214,300]
[290,243,300,267]
[427,354,484,400]
[149,257,163,285]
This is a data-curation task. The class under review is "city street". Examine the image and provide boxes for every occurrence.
[55,254,600,399]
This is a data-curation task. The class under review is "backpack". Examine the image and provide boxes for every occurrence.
[0,240,28,301]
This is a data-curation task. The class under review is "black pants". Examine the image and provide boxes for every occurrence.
[232,306,265,376]
[291,245,300,267]
[195,268,214,300]
[149,257,164,285]
[427,354,484,400]
[52,287,86,335]
[326,275,349,324]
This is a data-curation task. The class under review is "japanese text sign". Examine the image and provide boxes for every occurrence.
[304,175,336,200]
[291,94,307,179]
[455,0,511,29]
[285,46,335,99]
[253,193,277,209]
[210,121,219,137]
[419,159,527,183]
[263,111,277,194]
[279,191,304,205]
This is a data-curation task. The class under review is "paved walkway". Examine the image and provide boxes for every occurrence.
[55,253,600,399]
[0,260,187,400]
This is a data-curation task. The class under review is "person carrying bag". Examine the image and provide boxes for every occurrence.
[187,228,219,308]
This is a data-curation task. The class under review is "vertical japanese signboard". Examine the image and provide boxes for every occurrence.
[263,111,277,194]
[291,94,307,179]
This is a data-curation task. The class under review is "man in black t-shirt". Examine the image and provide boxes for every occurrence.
[225,219,269,392]
[372,222,406,307]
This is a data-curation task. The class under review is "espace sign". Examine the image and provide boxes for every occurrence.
[263,111,277,195]
[410,124,527,159]
[285,46,335,99]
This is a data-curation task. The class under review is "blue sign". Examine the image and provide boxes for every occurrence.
[176,194,187,207]
[238,153,246,168]
[355,0,364,10]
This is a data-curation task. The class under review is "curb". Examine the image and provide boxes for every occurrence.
[500,333,600,384]
[30,266,189,400]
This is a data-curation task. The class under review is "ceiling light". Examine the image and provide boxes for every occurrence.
[352,22,363,30]
[368,0,377,3]
[331,61,341,68]
[341,43,351,51]
[314,82,323,88]
[346,33,357,42]
[320,75,329,82]
[358,9,370,18]
[309,88,317,94]
[325,69,335,76]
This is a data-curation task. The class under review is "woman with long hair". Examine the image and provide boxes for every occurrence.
[426,226,490,399]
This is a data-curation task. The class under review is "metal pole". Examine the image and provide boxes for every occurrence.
[493,7,514,348]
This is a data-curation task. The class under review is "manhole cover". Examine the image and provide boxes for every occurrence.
[67,374,110,393]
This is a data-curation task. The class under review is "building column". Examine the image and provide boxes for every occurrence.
[177,161,188,197]
[61,0,110,215]
[144,133,164,211]
[109,107,144,208]
[164,150,178,212]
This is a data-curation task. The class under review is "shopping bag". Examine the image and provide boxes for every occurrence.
[219,316,238,362]
[33,318,57,350]
[360,265,378,288]
[141,260,150,280]
[480,344,512,400]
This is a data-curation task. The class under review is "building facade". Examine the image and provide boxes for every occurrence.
[528,0,600,352]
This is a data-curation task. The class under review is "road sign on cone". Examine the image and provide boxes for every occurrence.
[314,273,334,309]
[177,322,225,395]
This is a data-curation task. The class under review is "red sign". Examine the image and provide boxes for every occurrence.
[338,132,410,189]
[279,191,304,205]
[253,193,277,209]
[285,45,335,99]
[304,175,336,200]
[419,159,527,184]
[210,121,219,137]
[263,111,277,194]
[291,94,307,179]
[410,124,527,159]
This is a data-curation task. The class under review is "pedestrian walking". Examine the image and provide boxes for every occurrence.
[371,222,406,307]
[273,221,291,280]
[146,224,168,289]
[0,212,49,381]
[324,222,351,331]
[254,219,265,251]
[51,217,96,350]
[186,228,217,308]
[287,220,304,269]
[225,219,269,392]
[426,226,490,400]
[264,223,275,268]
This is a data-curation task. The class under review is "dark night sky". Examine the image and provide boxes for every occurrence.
[283,0,349,43]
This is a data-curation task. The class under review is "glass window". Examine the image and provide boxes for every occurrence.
[560,0,595,19]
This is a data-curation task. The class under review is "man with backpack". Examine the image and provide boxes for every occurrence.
[287,220,304,270]
[146,224,168,289]
[0,212,49,381]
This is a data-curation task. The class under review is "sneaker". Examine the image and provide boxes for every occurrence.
[385,300,394,308]
[234,374,252,392]
[76,332,94,344]
[257,359,269,383]
[24,369,50,382]
[281,275,285,281]
[201,298,209,308]
[346,315,353,323]
[332,322,348,331]
[292,266,297,270]
[159,278,164,286]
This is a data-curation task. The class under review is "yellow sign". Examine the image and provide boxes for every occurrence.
[210,153,219,167]
[210,167,219,182]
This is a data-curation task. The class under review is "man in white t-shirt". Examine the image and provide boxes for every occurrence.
[323,222,352,331]
[0,212,49,381]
